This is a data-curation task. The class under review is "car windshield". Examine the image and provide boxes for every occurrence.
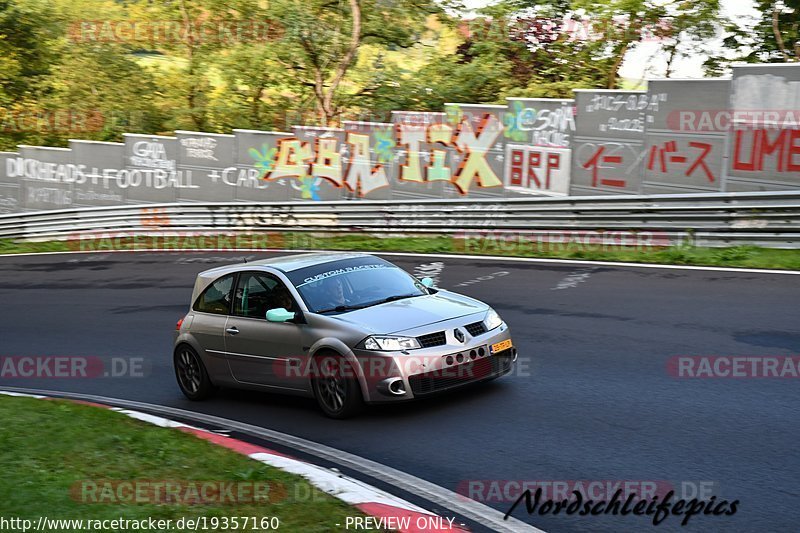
[285,257,429,314]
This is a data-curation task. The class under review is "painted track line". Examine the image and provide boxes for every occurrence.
[0,386,544,533]
[0,247,798,275]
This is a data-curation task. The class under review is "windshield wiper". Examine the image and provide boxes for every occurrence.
[379,293,421,304]
[316,304,370,314]
[317,293,422,314]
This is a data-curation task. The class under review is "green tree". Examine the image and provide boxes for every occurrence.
[482,0,722,89]
[0,0,61,103]
[126,0,274,131]
[706,0,798,73]
[208,43,307,131]
[268,0,445,125]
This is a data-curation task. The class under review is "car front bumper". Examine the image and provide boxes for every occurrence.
[352,324,515,403]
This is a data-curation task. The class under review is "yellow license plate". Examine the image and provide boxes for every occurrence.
[490,339,513,354]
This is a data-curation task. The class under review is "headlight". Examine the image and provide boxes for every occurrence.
[364,336,421,351]
[484,309,504,330]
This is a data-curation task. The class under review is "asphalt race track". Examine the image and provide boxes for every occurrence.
[1,251,798,532]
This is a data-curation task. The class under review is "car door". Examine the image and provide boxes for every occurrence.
[225,271,306,390]
[190,273,236,379]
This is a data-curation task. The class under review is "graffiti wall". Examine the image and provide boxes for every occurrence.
[123,134,180,204]
[69,140,126,207]
[570,89,655,195]
[0,63,798,214]
[641,79,729,194]
[505,98,575,148]
[503,98,575,196]
[176,131,237,202]
[725,64,800,191]
[14,145,75,210]
[341,121,394,200]
[232,129,292,202]
[0,152,20,214]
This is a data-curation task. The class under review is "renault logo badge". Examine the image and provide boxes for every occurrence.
[454,328,465,343]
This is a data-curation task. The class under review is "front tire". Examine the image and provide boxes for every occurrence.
[174,345,215,401]
[311,353,364,419]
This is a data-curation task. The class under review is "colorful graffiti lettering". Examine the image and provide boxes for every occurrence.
[373,129,395,164]
[344,132,389,196]
[248,144,277,177]
[503,101,529,143]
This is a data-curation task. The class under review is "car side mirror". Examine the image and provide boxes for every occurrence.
[420,277,435,288]
[266,308,296,323]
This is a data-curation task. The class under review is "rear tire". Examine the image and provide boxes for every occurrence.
[174,345,215,401]
[311,352,364,419]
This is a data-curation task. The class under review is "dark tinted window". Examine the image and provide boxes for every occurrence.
[193,274,234,315]
[232,272,297,318]
[284,257,427,314]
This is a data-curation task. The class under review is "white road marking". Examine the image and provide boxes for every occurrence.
[413,261,445,287]
[455,270,511,288]
[552,269,593,291]
[249,452,431,514]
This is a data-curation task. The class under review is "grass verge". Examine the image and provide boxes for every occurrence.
[0,396,367,532]
[1,233,799,270]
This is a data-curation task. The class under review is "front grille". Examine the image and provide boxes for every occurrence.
[417,331,446,348]
[409,348,514,396]
[465,321,487,337]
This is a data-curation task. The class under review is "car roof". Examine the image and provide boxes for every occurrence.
[246,251,377,272]
[196,252,377,280]
[190,252,380,303]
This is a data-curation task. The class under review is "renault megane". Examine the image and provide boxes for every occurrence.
[174,252,516,418]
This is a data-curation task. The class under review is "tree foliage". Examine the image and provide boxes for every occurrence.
[0,0,781,150]
[706,0,798,74]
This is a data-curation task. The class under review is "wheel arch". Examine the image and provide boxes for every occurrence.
[307,339,370,402]
[173,340,217,386]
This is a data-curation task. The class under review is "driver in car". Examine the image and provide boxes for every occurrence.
[319,276,347,310]
[272,285,295,312]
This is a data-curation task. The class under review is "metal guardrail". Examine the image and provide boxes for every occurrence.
[0,190,799,248]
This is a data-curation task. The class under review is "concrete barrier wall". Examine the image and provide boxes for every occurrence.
[641,79,730,194]
[726,64,800,191]
[569,89,651,195]
[0,152,20,214]
[0,63,798,214]
[504,98,574,196]
[123,134,180,204]
[176,131,237,202]
[69,140,126,207]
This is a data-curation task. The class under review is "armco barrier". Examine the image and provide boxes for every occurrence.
[1,191,799,248]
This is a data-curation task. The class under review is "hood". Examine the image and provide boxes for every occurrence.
[332,291,488,334]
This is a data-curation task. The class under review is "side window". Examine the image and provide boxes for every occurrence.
[233,273,300,318]
[193,274,235,315]
[234,273,278,318]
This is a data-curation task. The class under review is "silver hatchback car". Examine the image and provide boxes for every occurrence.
[174,252,516,418]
